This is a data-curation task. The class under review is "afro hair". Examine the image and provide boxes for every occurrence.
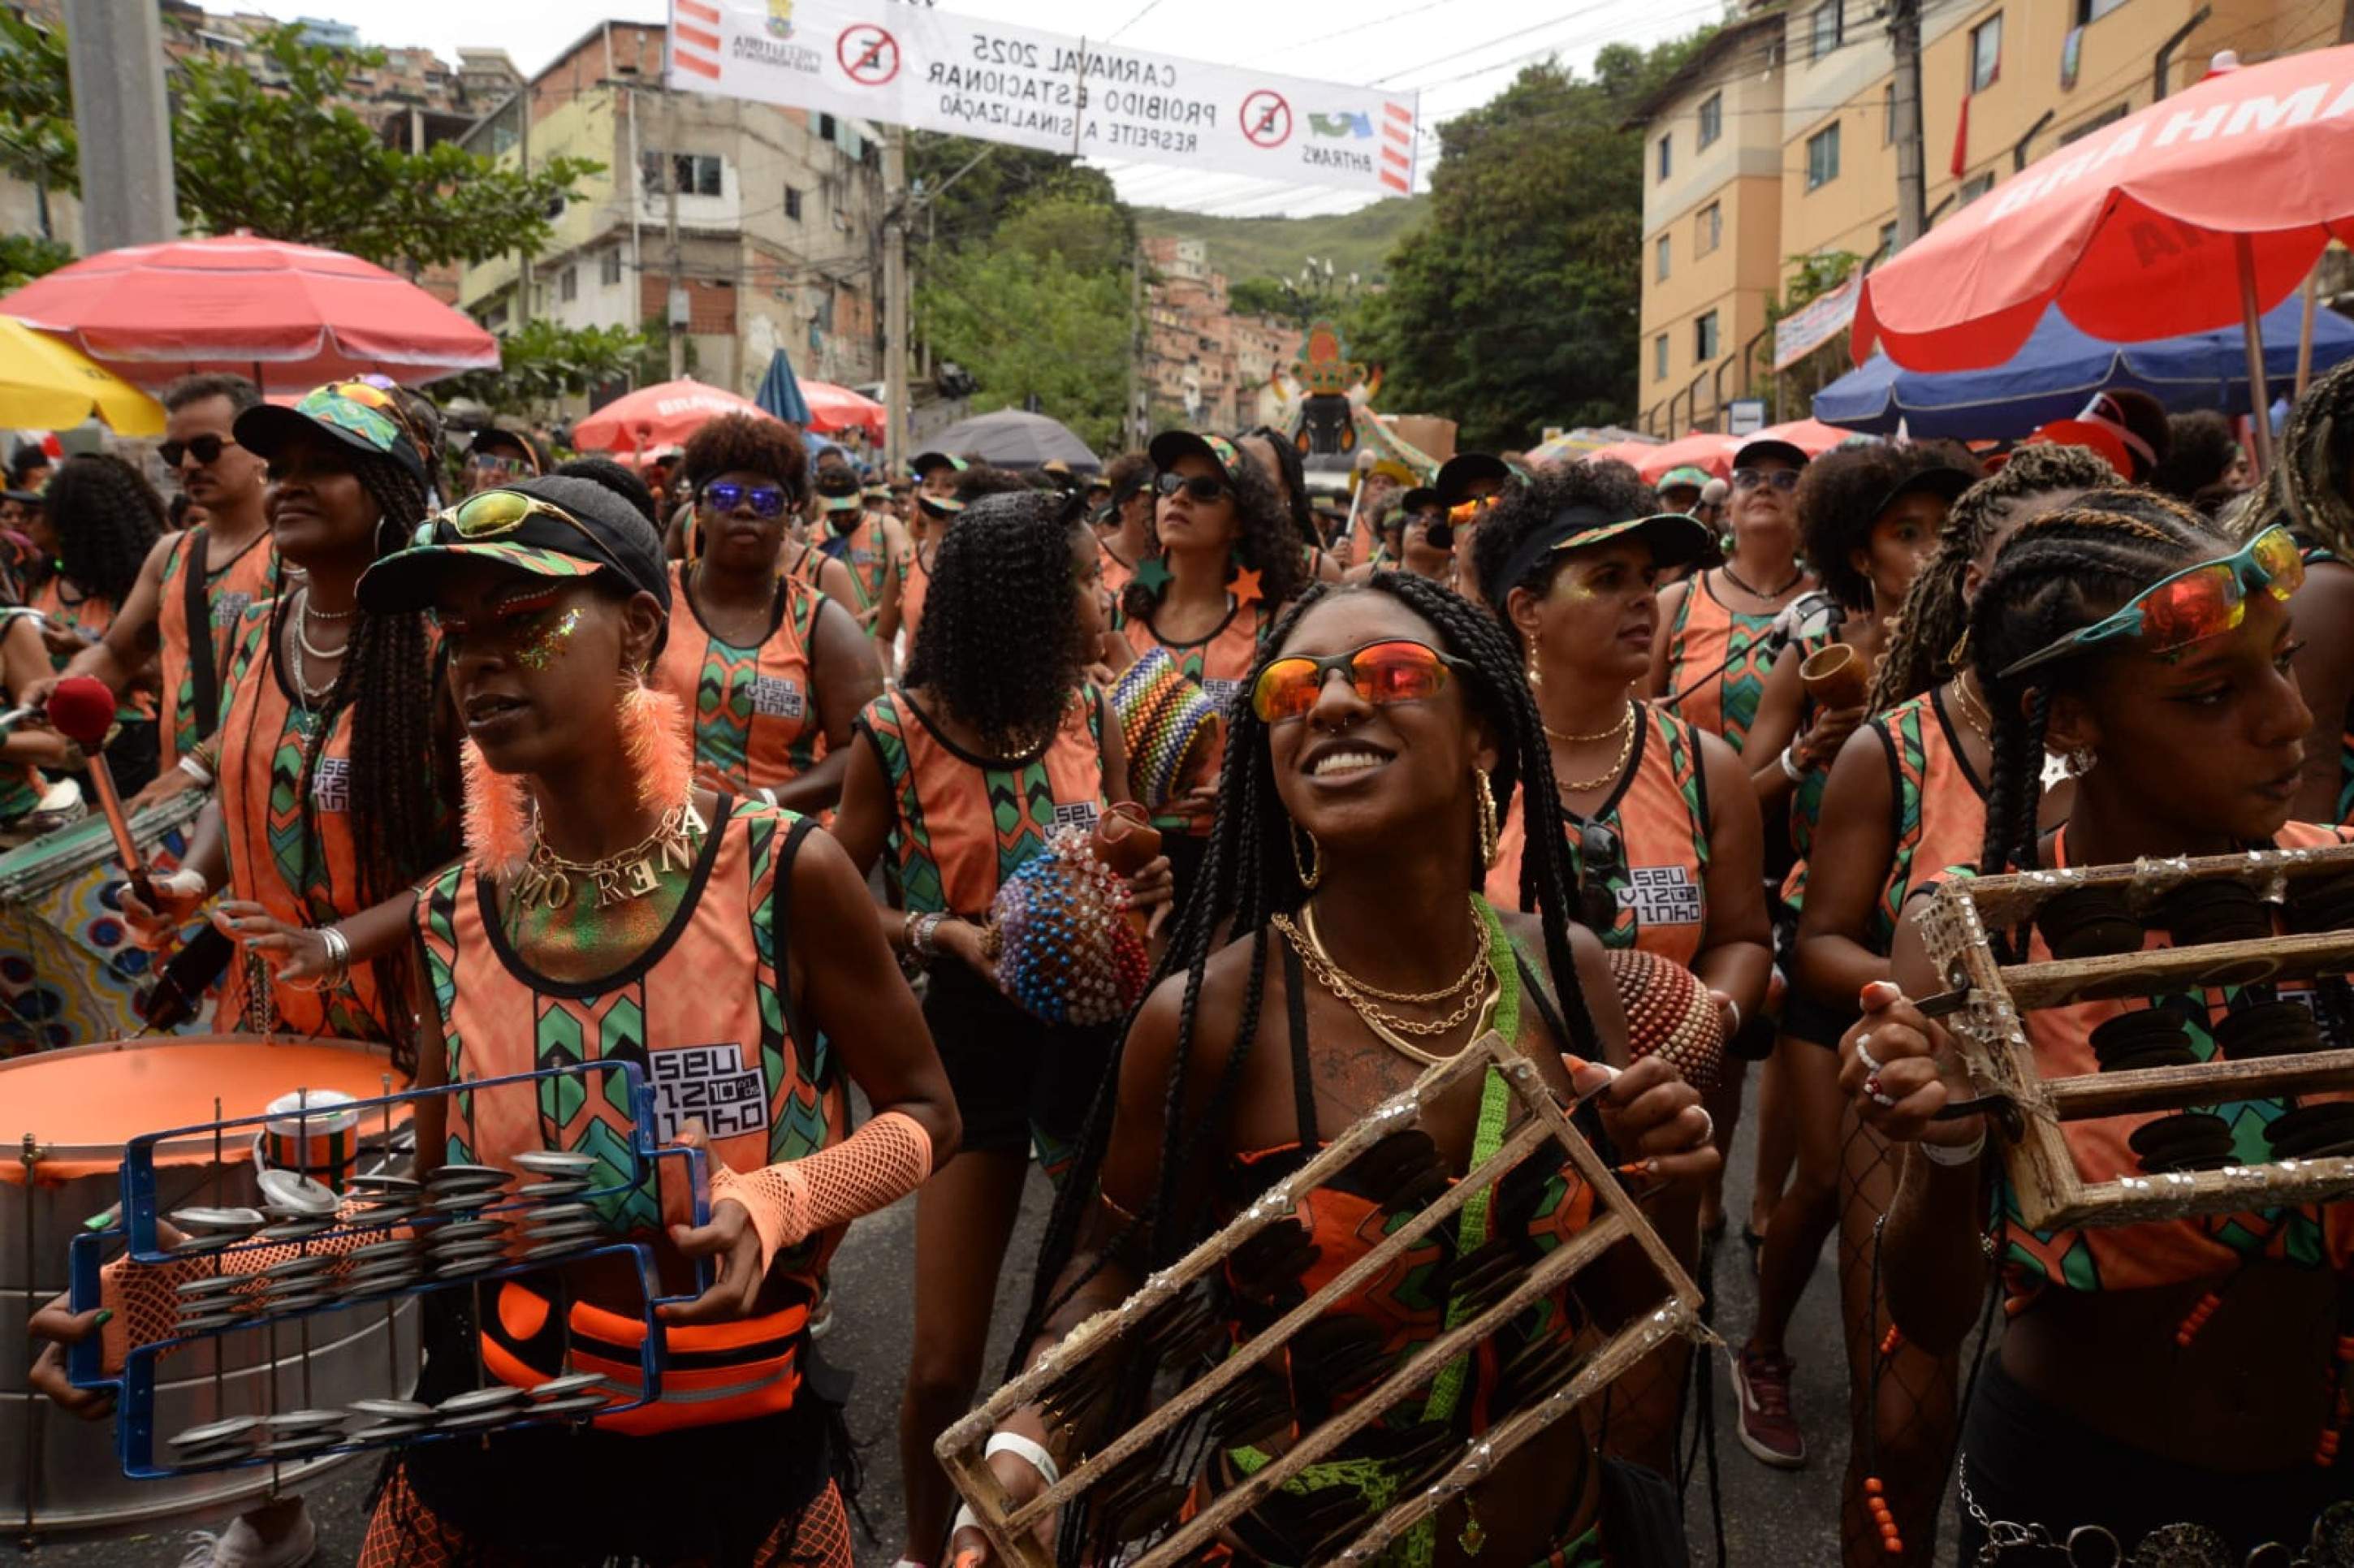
[1795,440,1980,611]
[680,413,808,498]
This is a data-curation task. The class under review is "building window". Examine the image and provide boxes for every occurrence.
[640,150,723,197]
[1810,0,1842,60]
[1883,83,1897,144]
[600,248,624,287]
[1655,333,1670,382]
[559,266,577,304]
[1806,122,1842,190]
[1656,235,1671,282]
[1877,220,1898,261]
[1697,93,1722,149]
[1695,201,1721,257]
[2059,100,2132,143]
[784,184,802,221]
[1695,310,1720,362]
[1969,15,2002,93]
[819,112,836,142]
[1959,171,1995,205]
[1656,133,1671,182]
[2075,0,2127,24]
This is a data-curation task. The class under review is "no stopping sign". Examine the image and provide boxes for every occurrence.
[1240,90,1292,148]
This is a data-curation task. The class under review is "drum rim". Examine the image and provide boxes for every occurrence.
[0,1034,400,1173]
[0,793,207,889]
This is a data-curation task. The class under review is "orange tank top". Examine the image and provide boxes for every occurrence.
[899,541,934,653]
[1659,575,1782,753]
[856,685,1107,916]
[1485,704,1712,966]
[415,802,849,1269]
[154,525,279,769]
[653,562,827,794]
[1121,594,1271,836]
[815,512,905,623]
[213,603,392,1041]
[1963,821,2354,1307]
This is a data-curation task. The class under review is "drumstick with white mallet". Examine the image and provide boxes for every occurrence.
[44,675,161,909]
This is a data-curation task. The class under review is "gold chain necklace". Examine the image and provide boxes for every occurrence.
[514,801,707,912]
[1951,672,1993,741]
[1551,700,1639,792]
[1299,896,1488,1004]
[1540,701,1634,746]
[1272,902,1495,1041]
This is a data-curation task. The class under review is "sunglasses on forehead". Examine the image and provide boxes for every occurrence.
[1250,638,1468,725]
[1997,523,2304,680]
[414,488,632,580]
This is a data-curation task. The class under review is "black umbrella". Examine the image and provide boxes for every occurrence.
[921,408,1102,472]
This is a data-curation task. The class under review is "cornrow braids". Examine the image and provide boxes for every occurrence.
[1117,443,1306,626]
[2237,353,2354,558]
[287,453,456,1067]
[1867,443,2123,712]
[1964,490,2221,955]
[1010,572,1607,1382]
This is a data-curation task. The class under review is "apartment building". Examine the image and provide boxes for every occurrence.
[1141,235,1302,433]
[1634,0,2343,435]
[456,22,883,404]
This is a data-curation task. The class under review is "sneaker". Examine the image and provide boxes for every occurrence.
[1733,1346,1807,1469]
[179,1497,317,1568]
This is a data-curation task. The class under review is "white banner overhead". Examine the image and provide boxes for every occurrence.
[667,0,1420,197]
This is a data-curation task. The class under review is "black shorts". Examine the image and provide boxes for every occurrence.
[1957,1354,2354,1562]
[922,957,1117,1170]
[1783,991,1858,1051]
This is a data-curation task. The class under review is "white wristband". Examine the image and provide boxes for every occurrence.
[177,754,214,785]
[1919,1132,1985,1168]
[984,1429,1062,1487]
[1778,743,1805,784]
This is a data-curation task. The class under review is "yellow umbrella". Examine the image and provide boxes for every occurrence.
[0,314,165,435]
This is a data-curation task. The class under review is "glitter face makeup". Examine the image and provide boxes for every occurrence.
[517,607,583,671]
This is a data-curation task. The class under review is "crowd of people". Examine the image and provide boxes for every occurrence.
[5,359,2352,1568]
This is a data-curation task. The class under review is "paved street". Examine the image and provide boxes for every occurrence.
[43,1072,1916,1566]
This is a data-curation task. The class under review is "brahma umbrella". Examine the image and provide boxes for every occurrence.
[1,235,498,391]
[572,379,780,454]
[1851,44,2354,468]
[1817,296,2354,438]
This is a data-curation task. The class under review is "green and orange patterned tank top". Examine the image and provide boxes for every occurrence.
[1485,704,1713,967]
[213,602,435,1043]
[417,800,848,1267]
[816,511,909,627]
[653,562,827,796]
[155,525,279,771]
[856,685,1107,918]
[1938,821,2354,1308]
[1866,686,1988,953]
[1660,573,1781,753]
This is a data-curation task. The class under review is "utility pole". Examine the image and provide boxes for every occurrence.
[883,125,908,474]
[64,0,177,252]
[1890,0,1927,250]
[516,91,533,327]
[665,88,685,380]
[1125,246,1145,450]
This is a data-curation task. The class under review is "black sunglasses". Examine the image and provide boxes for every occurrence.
[1574,819,1622,932]
[1731,468,1800,494]
[160,434,237,468]
[1155,471,1230,503]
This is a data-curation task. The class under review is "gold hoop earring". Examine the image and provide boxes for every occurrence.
[1291,822,1322,890]
[1475,767,1501,869]
[1525,649,1543,689]
[1946,625,1972,667]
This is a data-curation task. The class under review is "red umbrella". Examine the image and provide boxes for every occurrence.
[1747,417,1855,458]
[1853,44,2354,468]
[1566,439,1661,471]
[1632,432,1742,485]
[0,235,499,392]
[572,378,781,455]
[800,379,886,440]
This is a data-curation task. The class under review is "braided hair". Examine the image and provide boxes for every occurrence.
[1794,441,1980,613]
[1867,443,2123,712]
[1118,443,1306,625]
[1966,491,2219,939]
[45,453,166,605]
[1012,572,1608,1375]
[903,491,1094,756]
[2237,354,2354,557]
[277,451,456,1065]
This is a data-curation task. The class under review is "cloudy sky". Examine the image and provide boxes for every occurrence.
[233,0,1726,215]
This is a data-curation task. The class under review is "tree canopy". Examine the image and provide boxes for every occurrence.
[0,18,598,274]
[1355,35,1711,451]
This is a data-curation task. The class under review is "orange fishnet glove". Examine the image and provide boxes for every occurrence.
[98,1202,384,1371]
[707,1111,934,1276]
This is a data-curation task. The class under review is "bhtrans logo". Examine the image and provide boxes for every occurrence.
[766,0,793,39]
[1991,76,2354,222]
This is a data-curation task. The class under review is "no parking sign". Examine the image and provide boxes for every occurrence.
[667,0,1418,196]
